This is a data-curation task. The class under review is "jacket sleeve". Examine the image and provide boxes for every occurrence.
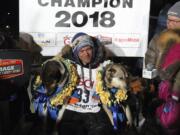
[145,34,159,68]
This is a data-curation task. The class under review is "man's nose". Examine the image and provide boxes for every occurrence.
[83,50,89,55]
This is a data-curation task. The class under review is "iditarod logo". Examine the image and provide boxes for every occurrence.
[63,34,112,46]
[0,59,24,79]
[63,35,71,45]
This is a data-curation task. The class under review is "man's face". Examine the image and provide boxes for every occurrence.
[167,15,180,29]
[78,45,93,65]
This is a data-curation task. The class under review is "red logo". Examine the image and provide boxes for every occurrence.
[0,59,24,79]
[79,79,94,89]
[64,36,71,45]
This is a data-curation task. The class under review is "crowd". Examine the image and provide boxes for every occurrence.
[0,1,180,135]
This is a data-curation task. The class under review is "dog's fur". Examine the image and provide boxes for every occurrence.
[38,59,70,121]
[40,59,70,123]
[13,59,70,135]
[104,63,128,90]
[0,32,18,49]
[18,32,43,66]
[102,63,132,127]
[41,59,69,92]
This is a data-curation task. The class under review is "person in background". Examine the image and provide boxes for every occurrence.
[145,1,180,68]
[166,2,180,29]
[57,32,116,135]
[154,3,172,34]
[0,32,32,135]
[154,28,180,135]
[144,2,180,135]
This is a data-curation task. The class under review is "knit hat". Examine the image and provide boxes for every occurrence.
[167,1,180,18]
[71,32,94,55]
[71,32,95,65]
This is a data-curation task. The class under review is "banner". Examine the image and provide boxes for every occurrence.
[19,0,150,57]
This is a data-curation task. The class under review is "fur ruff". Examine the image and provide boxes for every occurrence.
[55,36,115,67]
[155,29,180,68]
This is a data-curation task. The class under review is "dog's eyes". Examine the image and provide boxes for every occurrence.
[119,77,124,80]
[108,68,116,73]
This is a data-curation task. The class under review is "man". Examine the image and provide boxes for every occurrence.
[57,32,115,135]
[145,1,180,67]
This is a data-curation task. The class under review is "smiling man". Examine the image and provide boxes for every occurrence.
[77,45,93,65]
[57,32,116,135]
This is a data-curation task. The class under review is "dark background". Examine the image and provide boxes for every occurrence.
[0,0,179,40]
[0,0,19,39]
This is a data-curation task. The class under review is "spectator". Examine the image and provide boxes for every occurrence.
[0,32,31,135]
[145,1,180,68]
[145,2,180,135]
[154,3,172,34]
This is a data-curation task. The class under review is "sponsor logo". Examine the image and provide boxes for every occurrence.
[0,59,24,79]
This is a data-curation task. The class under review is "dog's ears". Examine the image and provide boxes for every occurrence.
[105,63,129,77]
[41,59,68,82]
[55,45,73,60]
[118,64,128,78]
[123,67,128,78]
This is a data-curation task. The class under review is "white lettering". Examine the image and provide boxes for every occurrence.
[0,66,14,72]
[38,0,133,8]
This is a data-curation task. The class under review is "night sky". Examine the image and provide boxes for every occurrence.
[0,0,19,39]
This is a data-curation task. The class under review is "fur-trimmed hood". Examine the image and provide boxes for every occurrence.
[155,29,180,69]
[156,29,180,80]
[56,35,115,68]
[156,29,180,94]
[145,29,180,69]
